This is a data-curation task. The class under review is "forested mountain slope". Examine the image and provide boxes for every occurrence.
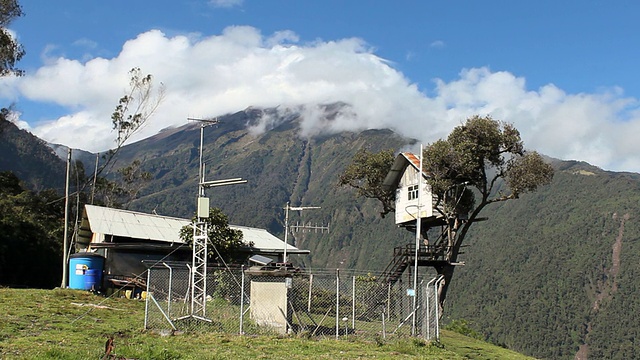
[0,118,66,191]
[117,106,416,270]
[447,162,640,359]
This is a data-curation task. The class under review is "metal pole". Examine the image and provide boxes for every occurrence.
[283,202,289,263]
[387,281,391,321]
[144,268,151,329]
[335,269,340,339]
[162,263,172,317]
[425,276,439,340]
[352,276,356,331]
[435,275,444,341]
[307,273,313,313]
[199,125,205,197]
[90,153,98,204]
[61,148,71,288]
[240,265,245,335]
[382,310,386,339]
[412,144,423,335]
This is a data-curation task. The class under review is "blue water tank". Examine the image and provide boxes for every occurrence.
[68,253,105,291]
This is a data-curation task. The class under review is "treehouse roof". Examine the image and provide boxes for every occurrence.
[382,152,428,191]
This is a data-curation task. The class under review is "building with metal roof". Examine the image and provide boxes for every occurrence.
[76,205,309,281]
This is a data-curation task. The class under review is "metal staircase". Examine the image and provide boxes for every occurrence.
[381,244,450,284]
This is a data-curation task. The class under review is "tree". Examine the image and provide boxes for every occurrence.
[0,171,64,288]
[0,0,24,77]
[338,148,396,217]
[340,115,554,313]
[97,67,165,178]
[179,207,252,263]
[91,160,151,209]
[0,0,24,130]
[77,67,163,207]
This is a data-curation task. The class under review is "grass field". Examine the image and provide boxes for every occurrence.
[0,288,535,359]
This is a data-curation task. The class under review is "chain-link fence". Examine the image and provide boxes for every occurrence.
[144,263,443,341]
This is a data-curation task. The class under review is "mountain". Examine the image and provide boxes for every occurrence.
[6,104,640,359]
[114,105,416,270]
[446,162,640,359]
[0,118,66,191]
[109,105,640,358]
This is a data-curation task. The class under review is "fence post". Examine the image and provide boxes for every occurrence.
[351,276,355,331]
[144,268,151,329]
[240,265,245,335]
[435,275,444,341]
[162,262,172,317]
[335,269,340,340]
[307,273,313,313]
[382,309,386,339]
[387,282,391,321]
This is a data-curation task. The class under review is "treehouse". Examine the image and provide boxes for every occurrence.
[382,152,445,230]
[380,152,452,284]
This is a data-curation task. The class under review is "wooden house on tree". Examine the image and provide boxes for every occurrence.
[379,152,461,284]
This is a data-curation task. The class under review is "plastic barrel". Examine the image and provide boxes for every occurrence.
[68,253,105,291]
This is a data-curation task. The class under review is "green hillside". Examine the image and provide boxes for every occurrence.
[0,117,66,192]
[0,288,535,359]
[446,162,640,359]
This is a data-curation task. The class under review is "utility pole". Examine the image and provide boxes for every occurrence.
[282,203,320,264]
[412,144,424,336]
[61,148,72,288]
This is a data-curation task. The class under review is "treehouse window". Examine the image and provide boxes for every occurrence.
[408,185,419,200]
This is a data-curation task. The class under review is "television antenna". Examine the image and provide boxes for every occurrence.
[282,203,327,264]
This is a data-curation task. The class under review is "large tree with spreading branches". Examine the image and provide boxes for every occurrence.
[340,115,554,313]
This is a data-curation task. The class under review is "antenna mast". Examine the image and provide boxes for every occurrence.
[187,117,247,319]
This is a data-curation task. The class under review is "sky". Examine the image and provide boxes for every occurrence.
[3,0,640,172]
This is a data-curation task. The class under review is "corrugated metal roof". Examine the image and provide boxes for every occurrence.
[84,205,188,243]
[382,152,426,191]
[81,205,307,253]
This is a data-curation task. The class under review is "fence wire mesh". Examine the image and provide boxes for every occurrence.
[144,263,442,341]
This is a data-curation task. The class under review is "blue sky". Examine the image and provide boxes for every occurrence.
[4,0,640,172]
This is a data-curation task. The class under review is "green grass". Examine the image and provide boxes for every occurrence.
[0,288,536,359]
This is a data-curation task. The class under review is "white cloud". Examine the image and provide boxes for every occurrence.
[2,27,640,172]
[429,40,445,48]
[209,0,243,9]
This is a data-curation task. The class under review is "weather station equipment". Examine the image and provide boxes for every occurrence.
[187,117,247,321]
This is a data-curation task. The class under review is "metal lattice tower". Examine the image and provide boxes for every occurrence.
[191,221,209,318]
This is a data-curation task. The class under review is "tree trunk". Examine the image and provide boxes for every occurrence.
[435,264,456,317]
